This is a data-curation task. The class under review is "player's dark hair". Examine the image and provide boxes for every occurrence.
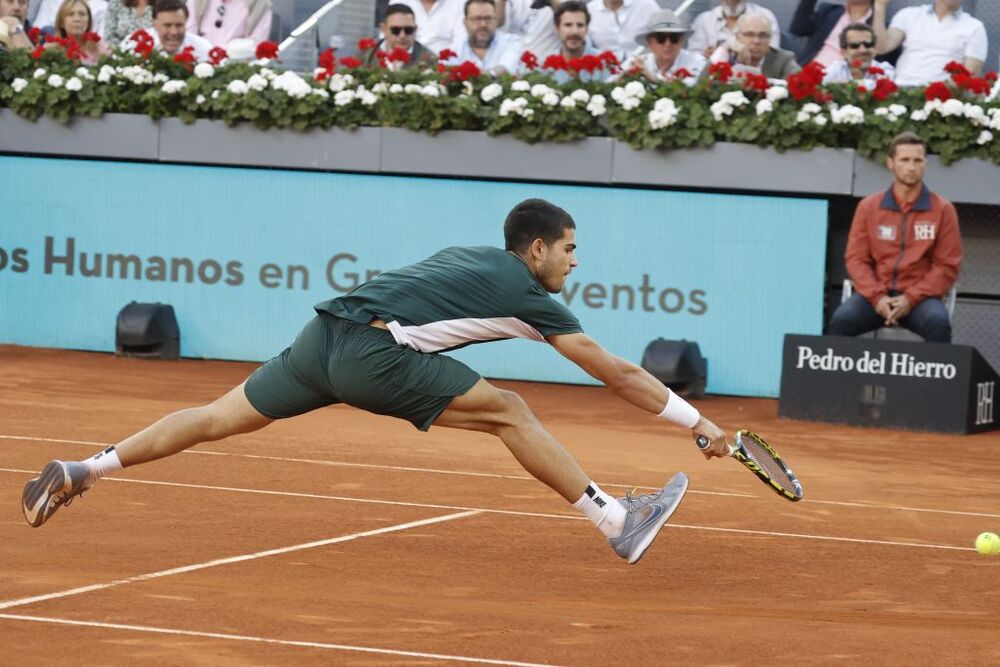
[839,22,874,49]
[554,1,590,26]
[383,3,415,20]
[504,199,576,254]
[464,0,495,17]
[887,131,926,158]
[153,0,188,17]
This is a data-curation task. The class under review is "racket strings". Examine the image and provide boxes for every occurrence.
[742,439,797,491]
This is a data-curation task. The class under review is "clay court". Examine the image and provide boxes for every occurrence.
[1,344,998,665]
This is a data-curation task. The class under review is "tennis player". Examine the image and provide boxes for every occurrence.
[22,199,729,564]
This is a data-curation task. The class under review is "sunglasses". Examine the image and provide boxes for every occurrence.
[652,33,682,44]
[389,26,416,35]
[846,40,876,49]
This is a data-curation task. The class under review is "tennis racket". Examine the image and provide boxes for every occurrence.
[696,429,803,502]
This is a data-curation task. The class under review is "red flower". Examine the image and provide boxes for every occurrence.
[447,60,481,81]
[64,36,83,60]
[318,47,336,71]
[598,50,619,67]
[255,40,279,59]
[739,71,768,92]
[387,46,410,63]
[924,81,952,102]
[786,74,815,100]
[82,31,101,43]
[520,50,538,70]
[173,45,197,66]
[867,65,885,76]
[944,60,969,76]
[314,69,329,81]
[542,53,566,70]
[436,62,446,72]
[857,86,867,94]
[871,77,898,101]
[576,54,601,73]
[130,28,155,58]
[357,37,378,51]
[30,44,46,59]
[985,71,998,83]
[850,59,862,69]
[28,26,41,43]
[438,48,456,61]
[672,67,693,79]
[800,60,825,85]
[209,46,227,65]
[338,56,362,69]
[708,61,732,83]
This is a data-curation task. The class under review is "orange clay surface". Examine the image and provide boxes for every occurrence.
[1,344,999,666]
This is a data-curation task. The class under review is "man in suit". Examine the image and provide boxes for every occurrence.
[709,12,800,79]
[790,0,873,67]
[365,3,436,66]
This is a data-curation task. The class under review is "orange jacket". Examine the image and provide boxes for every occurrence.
[845,185,962,308]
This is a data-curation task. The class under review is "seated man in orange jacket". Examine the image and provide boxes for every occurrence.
[828,131,962,343]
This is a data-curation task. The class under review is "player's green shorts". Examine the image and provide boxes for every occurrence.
[244,313,480,431]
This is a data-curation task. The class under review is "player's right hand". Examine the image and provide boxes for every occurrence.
[693,417,729,459]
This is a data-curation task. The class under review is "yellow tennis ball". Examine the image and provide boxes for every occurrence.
[975,532,1000,556]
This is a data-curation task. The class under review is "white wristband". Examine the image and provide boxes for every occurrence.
[658,391,701,429]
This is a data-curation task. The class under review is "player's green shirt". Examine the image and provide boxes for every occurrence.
[315,246,582,352]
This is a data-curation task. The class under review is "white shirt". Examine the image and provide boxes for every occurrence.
[636,48,706,85]
[688,2,779,54]
[499,0,559,58]
[396,0,467,55]
[585,0,659,62]
[122,29,213,60]
[890,4,988,86]
[823,58,895,88]
[446,31,524,74]
[33,0,108,36]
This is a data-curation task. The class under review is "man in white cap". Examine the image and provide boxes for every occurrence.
[625,8,706,84]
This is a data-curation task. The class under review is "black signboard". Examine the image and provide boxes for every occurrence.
[779,334,999,434]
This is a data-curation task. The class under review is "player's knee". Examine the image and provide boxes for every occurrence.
[491,390,537,431]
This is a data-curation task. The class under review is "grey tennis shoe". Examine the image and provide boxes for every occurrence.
[22,460,91,528]
[609,472,689,564]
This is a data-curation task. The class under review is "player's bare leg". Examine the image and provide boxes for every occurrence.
[435,378,688,563]
[22,381,273,527]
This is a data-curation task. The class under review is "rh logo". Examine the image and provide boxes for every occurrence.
[976,381,995,426]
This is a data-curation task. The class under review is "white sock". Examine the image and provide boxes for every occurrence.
[83,446,123,487]
[573,482,627,539]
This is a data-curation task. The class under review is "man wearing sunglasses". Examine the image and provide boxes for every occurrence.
[625,9,705,85]
[365,3,434,66]
[822,22,895,86]
[790,0,872,68]
[709,12,799,80]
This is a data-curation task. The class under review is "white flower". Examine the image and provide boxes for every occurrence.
[710,101,732,121]
[388,83,403,94]
[795,110,812,123]
[311,88,330,99]
[211,90,220,99]
[247,73,270,92]
[801,102,822,115]
[522,108,534,119]
[610,86,626,103]
[963,103,987,125]
[328,74,351,92]
[404,83,423,94]
[196,94,206,104]
[272,71,311,98]
[560,96,577,109]
[334,89,356,106]
[621,97,641,111]
[194,62,215,79]
[511,80,530,92]
[623,80,646,99]
[938,98,964,117]
[831,104,864,125]
[874,107,890,117]
[530,83,552,98]
[813,114,828,127]
[977,130,994,145]
[541,92,560,106]
[480,82,503,102]
[421,84,441,97]
[33,68,47,80]
[11,78,28,93]
[97,65,114,83]
[371,82,389,95]
[153,73,168,84]
[889,104,907,117]
[358,89,377,105]
[766,85,788,102]
[47,74,64,88]
[161,79,186,94]
[570,88,590,103]
[74,67,94,80]
[462,81,474,96]
[586,94,606,117]
[990,112,1000,131]
[719,90,749,108]
[755,99,773,115]
[647,98,679,129]
[910,109,929,122]
[226,80,249,95]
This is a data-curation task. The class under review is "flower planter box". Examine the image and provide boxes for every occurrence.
[0,109,158,161]
[157,118,382,172]
[611,141,856,195]
[379,127,615,183]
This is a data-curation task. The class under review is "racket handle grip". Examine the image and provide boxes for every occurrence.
[696,435,710,450]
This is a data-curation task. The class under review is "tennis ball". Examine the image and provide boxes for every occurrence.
[975,532,1000,556]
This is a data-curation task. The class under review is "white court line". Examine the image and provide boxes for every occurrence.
[0,613,557,667]
[0,467,975,553]
[3,434,998,519]
[0,510,479,611]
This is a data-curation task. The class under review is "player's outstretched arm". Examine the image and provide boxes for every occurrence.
[547,333,729,457]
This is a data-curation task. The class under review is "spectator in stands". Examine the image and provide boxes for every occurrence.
[828,132,961,343]
[123,0,211,58]
[444,0,522,75]
[185,0,270,48]
[709,12,800,79]
[822,22,894,86]
[365,3,435,66]
[688,0,778,60]
[790,0,872,68]
[873,0,987,86]
[0,0,34,49]
[550,0,591,60]
[33,0,106,35]
[624,8,705,84]
[584,0,657,63]
[53,0,112,63]
[104,0,153,46]
[396,0,464,55]
[496,0,559,59]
